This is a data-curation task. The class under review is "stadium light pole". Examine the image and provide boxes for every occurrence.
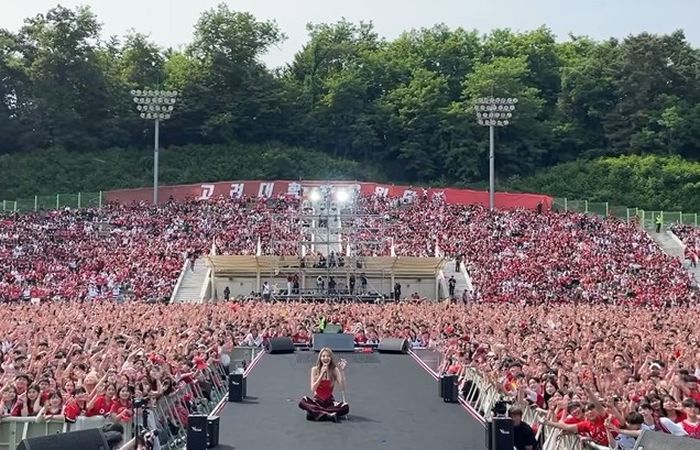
[130,89,178,205]
[474,97,517,210]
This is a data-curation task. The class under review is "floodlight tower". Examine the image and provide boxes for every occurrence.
[474,97,518,210]
[130,89,178,205]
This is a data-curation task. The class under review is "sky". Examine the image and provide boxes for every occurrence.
[2,0,699,68]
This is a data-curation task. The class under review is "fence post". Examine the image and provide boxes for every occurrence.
[564,198,568,212]
[56,194,60,209]
[34,195,38,212]
[78,192,82,209]
[14,201,17,212]
[99,191,103,208]
[605,202,609,217]
[626,208,630,224]
[584,200,589,214]
[2,200,5,212]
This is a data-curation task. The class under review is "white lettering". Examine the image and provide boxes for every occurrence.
[199,184,215,200]
[258,182,275,198]
[229,183,245,199]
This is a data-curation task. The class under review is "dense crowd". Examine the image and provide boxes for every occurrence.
[1,192,700,449]
[2,194,696,308]
[672,225,699,268]
[0,197,299,303]
[1,301,700,446]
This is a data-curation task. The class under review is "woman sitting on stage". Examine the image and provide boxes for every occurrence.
[299,348,350,422]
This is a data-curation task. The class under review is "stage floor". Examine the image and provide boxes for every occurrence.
[216,351,486,450]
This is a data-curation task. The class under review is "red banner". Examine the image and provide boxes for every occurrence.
[105,180,552,210]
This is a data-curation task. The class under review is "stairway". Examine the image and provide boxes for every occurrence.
[648,229,700,284]
[445,258,473,299]
[171,258,209,303]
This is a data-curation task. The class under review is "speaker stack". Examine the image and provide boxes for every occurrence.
[439,374,459,403]
[485,417,514,450]
[377,338,409,354]
[266,336,295,354]
[187,414,220,450]
[228,371,247,402]
[17,428,109,450]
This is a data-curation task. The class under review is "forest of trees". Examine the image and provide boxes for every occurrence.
[1,4,699,209]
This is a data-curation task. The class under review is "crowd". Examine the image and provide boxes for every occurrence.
[1,193,696,308]
[1,300,700,446]
[1,191,700,449]
[0,197,300,303]
[672,225,699,268]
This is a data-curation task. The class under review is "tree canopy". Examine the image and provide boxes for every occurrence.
[1,4,699,205]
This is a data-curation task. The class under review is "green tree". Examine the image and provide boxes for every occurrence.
[17,5,113,150]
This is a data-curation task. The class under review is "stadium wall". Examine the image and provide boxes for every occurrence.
[105,180,552,210]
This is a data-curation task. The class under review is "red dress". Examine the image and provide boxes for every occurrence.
[299,378,349,421]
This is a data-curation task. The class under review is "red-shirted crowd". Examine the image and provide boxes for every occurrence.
[1,193,699,449]
[672,225,700,268]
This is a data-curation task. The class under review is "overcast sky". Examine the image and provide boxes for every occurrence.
[2,0,698,68]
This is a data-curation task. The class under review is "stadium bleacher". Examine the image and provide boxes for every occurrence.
[1,187,699,449]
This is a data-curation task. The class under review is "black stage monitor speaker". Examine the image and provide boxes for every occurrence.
[187,414,208,450]
[488,417,514,450]
[207,416,220,448]
[266,336,294,354]
[377,337,409,354]
[633,428,700,450]
[439,374,459,403]
[17,428,110,450]
[312,333,355,352]
[228,372,247,402]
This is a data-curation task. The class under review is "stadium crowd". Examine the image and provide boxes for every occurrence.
[1,300,700,445]
[672,224,700,268]
[1,192,699,449]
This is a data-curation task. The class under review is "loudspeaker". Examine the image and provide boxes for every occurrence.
[17,428,110,450]
[439,374,458,402]
[633,428,699,450]
[266,336,294,354]
[312,333,355,352]
[228,372,247,402]
[187,415,208,450]
[207,416,220,448]
[377,338,409,354]
[488,417,514,450]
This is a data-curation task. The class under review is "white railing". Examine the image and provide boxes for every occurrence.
[169,254,191,304]
[200,266,212,303]
[458,261,474,294]
[459,367,585,450]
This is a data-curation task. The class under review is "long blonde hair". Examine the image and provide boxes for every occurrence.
[315,348,338,382]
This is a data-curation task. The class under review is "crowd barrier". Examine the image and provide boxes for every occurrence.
[0,347,265,450]
[459,367,585,450]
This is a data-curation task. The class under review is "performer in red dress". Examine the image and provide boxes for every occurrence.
[299,348,349,422]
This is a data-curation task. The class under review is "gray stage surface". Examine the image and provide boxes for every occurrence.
[216,351,486,450]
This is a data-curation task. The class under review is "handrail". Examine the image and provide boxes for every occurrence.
[459,367,590,450]
[200,267,212,303]
[169,253,191,304]
[0,358,235,449]
[458,261,474,294]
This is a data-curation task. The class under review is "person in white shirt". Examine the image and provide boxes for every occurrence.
[242,328,263,347]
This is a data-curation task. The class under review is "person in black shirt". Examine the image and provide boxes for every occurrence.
[509,407,538,450]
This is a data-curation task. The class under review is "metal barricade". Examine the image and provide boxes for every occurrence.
[458,367,588,450]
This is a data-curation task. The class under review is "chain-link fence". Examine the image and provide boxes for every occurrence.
[0,192,103,214]
[553,197,699,228]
